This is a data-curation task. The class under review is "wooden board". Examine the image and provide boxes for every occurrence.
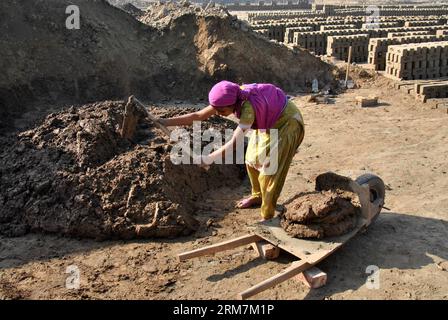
[132,97,172,138]
[178,234,261,261]
[249,215,367,264]
[237,259,311,300]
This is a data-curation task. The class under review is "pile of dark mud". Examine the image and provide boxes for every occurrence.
[0,0,334,133]
[280,189,360,239]
[0,100,245,240]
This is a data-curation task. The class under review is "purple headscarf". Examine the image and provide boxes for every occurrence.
[208,80,288,130]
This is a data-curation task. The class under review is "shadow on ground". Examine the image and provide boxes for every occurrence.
[302,211,448,299]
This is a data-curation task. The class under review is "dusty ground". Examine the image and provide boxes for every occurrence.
[1,77,447,300]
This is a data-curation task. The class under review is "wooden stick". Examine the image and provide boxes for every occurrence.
[131,96,172,138]
[178,234,261,262]
[237,260,311,300]
[120,96,138,140]
[345,45,353,87]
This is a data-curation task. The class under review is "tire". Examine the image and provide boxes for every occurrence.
[355,173,386,204]
[355,174,385,222]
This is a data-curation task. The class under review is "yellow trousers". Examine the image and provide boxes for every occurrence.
[246,116,304,219]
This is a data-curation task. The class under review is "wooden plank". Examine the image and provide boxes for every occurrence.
[344,46,353,87]
[132,96,172,138]
[250,216,367,264]
[237,260,311,300]
[178,234,261,262]
[120,97,138,140]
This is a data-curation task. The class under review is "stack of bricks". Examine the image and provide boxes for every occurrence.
[437,30,448,36]
[247,11,448,48]
[361,21,404,29]
[247,7,448,23]
[294,25,448,54]
[369,35,448,70]
[263,24,286,42]
[377,25,448,37]
[254,29,270,38]
[320,24,356,31]
[251,23,287,42]
[293,29,376,55]
[416,81,448,102]
[293,31,326,55]
[388,31,432,38]
[327,34,370,62]
[247,10,323,22]
[385,41,448,80]
[333,8,448,17]
[293,21,349,32]
[402,25,447,33]
[404,19,447,27]
[254,20,360,43]
[284,26,313,43]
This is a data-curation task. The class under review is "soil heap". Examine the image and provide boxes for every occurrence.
[0,100,245,240]
[280,189,360,239]
[117,2,144,18]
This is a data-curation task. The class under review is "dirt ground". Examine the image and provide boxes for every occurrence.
[1,77,447,300]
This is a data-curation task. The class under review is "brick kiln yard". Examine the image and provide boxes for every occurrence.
[2,79,447,300]
[0,1,448,300]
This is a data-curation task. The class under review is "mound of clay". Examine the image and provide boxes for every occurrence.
[0,0,334,133]
[280,190,360,239]
[0,101,245,239]
[139,1,229,29]
[117,3,144,18]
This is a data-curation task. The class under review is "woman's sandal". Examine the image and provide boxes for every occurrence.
[236,196,262,209]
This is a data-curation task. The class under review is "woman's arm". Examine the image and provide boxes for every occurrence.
[159,105,216,127]
[202,126,247,165]
[201,102,254,166]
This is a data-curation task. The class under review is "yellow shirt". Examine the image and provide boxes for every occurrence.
[238,100,305,130]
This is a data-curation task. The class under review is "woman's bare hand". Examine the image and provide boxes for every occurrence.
[199,155,212,169]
